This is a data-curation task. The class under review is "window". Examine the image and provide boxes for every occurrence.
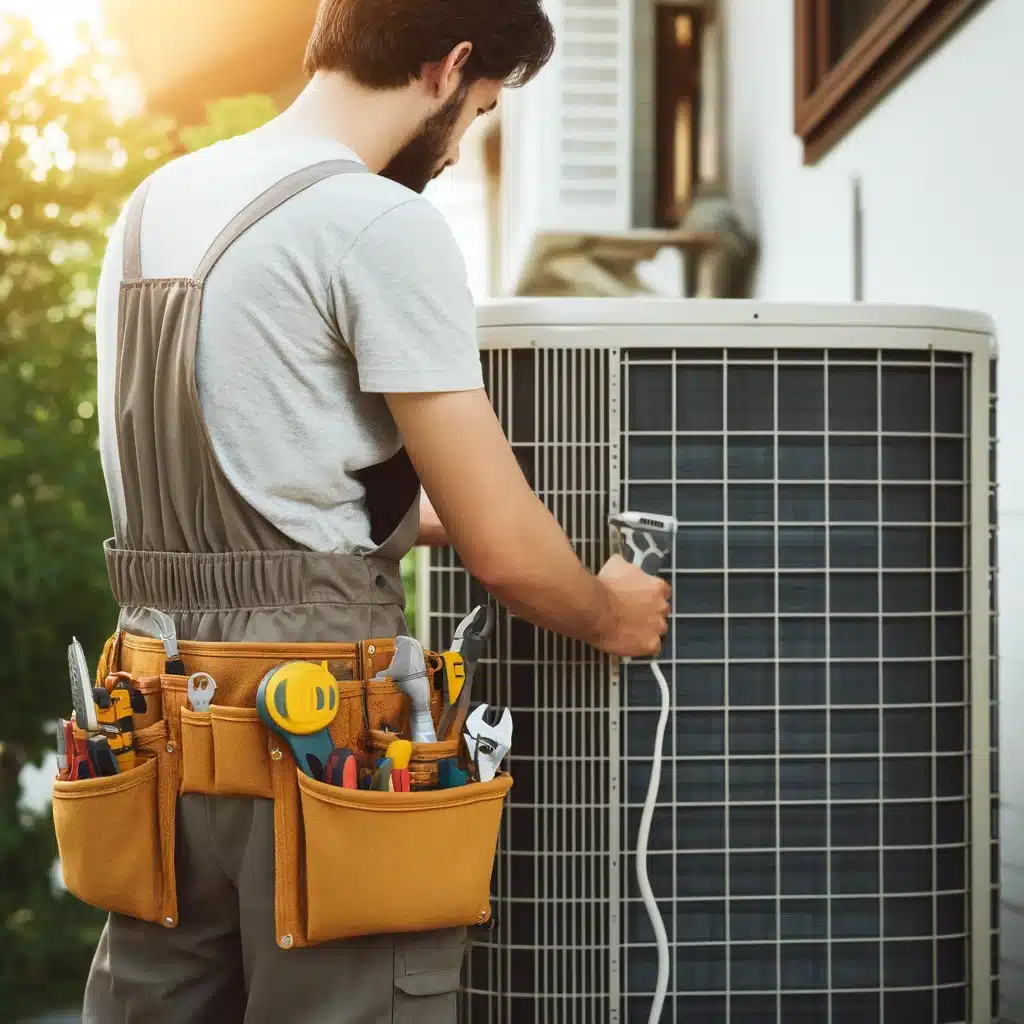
[655,6,704,225]
[794,0,989,163]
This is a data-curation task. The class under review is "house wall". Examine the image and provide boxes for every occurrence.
[722,0,1024,1017]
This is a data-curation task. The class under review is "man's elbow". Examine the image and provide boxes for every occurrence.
[463,550,525,596]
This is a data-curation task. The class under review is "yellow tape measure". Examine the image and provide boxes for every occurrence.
[258,661,339,736]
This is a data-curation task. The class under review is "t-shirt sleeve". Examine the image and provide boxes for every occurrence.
[333,197,484,393]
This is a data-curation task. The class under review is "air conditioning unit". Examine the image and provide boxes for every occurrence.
[420,299,997,1024]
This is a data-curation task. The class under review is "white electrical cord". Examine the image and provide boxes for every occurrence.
[635,657,672,1024]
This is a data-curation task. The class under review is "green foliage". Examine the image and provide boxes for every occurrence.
[179,94,278,153]
[0,19,285,1019]
[0,18,174,1015]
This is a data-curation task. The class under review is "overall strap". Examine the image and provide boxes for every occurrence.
[192,158,366,283]
[122,175,155,279]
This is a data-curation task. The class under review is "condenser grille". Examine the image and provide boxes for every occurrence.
[430,347,618,1024]
[424,339,996,1024]
[619,347,993,1024]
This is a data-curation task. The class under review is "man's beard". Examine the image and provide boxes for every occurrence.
[379,85,468,193]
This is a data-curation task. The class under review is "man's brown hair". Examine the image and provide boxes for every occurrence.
[304,0,555,90]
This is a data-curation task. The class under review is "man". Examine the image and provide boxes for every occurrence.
[88,1,671,1020]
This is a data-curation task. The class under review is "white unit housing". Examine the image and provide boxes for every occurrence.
[422,299,998,1024]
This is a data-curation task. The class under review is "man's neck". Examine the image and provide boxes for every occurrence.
[255,72,424,173]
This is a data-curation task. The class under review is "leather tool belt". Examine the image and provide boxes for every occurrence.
[52,632,512,948]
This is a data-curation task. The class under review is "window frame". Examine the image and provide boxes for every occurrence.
[794,0,989,163]
[654,4,705,227]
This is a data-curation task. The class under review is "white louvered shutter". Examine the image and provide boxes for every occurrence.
[501,0,634,291]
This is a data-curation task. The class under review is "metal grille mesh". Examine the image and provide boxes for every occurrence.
[423,343,996,1024]
[428,347,617,1023]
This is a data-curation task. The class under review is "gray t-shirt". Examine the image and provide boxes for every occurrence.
[96,135,483,554]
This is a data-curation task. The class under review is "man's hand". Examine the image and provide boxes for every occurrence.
[590,555,671,657]
[387,388,671,654]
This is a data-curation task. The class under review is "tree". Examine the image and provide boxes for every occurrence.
[0,16,172,1015]
[0,19,280,1017]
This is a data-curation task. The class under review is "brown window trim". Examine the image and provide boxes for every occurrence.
[794,0,989,164]
[654,5,704,227]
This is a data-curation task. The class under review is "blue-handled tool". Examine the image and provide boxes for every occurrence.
[437,758,468,789]
[370,757,394,791]
[256,661,339,779]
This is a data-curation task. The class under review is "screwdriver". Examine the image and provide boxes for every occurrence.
[386,739,412,793]
[371,757,394,791]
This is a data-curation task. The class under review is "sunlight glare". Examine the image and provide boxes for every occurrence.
[0,0,104,64]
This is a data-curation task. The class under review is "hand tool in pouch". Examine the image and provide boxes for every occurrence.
[56,719,68,774]
[257,660,339,778]
[439,650,464,704]
[323,747,358,788]
[68,638,99,733]
[609,509,677,1024]
[187,672,217,712]
[144,608,187,675]
[437,758,467,789]
[463,704,512,783]
[370,757,395,791]
[437,602,496,740]
[67,724,94,781]
[94,674,147,772]
[87,735,120,777]
[386,739,412,793]
[373,636,436,743]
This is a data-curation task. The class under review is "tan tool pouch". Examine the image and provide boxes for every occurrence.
[53,634,512,948]
[52,714,180,927]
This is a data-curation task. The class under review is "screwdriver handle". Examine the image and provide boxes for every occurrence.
[609,511,677,576]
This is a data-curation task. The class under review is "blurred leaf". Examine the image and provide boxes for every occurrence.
[180,95,278,152]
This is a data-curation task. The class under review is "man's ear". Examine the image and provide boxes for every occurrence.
[427,41,473,98]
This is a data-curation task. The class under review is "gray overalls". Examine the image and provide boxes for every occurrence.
[83,160,466,1023]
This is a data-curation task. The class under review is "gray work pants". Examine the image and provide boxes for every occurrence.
[83,794,466,1023]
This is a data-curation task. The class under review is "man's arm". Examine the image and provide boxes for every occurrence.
[387,388,620,647]
[416,490,450,547]
[334,196,668,655]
